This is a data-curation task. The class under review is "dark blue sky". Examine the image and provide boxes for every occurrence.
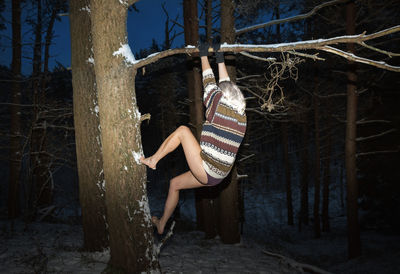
[0,0,183,75]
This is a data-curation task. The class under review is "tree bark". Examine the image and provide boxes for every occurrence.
[216,0,242,244]
[322,117,332,232]
[299,113,309,231]
[205,0,213,44]
[89,0,159,271]
[8,0,22,219]
[313,72,321,239]
[345,0,361,259]
[282,122,293,225]
[183,0,218,237]
[70,0,108,252]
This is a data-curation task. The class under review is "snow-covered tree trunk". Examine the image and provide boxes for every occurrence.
[89,0,159,272]
[70,0,108,252]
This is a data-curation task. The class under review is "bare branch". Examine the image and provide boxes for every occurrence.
[320,46,400,72]
[263,250,333,274]
[238,154,255,162]
[239,52,276,62]
[357,149,399,157]
[287,50,325,61]
[235,0,348,35]
[356,119,392,125]
[356,128,397,142]
[358,42,400,58]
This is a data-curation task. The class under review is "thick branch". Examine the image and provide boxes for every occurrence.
[132,26,400,72]
[235,0,348,35]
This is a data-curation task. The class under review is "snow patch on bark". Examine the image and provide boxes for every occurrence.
[119,0,129,7]
[87,56,94,64]
[113,43,136,66]
[80,6,90,13]
[132,150,143,165]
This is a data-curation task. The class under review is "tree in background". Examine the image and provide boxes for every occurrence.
[8,0,22,219]
[70,0,108,252]
[345,0,361,258]
[217,0,242,243]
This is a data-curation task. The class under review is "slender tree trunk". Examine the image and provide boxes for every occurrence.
[313,73,321,238]
[29,0,52,211]
[183,0,218,237]
[282,122,293,225]
[217,0,242,244]
[90,0,159,271]
[345,0,361,259]
[8,0,22,219]
[299,113,309,231]
[322,118,332,232]
[205,0,213,44]
[70,0,108,252]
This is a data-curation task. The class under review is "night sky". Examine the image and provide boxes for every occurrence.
[0,0,184,75]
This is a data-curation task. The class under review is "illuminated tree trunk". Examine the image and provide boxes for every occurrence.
[8,0,22,219]
[70,0,108,252]
[89,0,159,271]
[345,0,361,259]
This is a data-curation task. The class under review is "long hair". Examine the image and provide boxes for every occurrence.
[218,81,246,115]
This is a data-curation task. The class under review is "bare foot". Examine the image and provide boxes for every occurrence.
[140,156,157,170]
[152,216,165,234]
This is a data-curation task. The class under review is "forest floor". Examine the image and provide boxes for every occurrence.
[1,203,399,273]
[1,173,399,273]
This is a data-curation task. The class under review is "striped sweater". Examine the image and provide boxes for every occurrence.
[200,68,247,185]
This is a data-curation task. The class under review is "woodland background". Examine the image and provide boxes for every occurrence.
[0,0,399,273]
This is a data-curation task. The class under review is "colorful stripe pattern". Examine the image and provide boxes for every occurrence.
[200,69,247,185]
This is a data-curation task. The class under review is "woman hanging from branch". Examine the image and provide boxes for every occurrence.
[140,42,247,234]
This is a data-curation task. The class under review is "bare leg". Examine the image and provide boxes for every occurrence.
[140,125,207,184]
[153,170,205,234]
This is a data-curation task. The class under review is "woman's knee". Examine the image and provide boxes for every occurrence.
[176,125,191,136]
[169,177,180,192]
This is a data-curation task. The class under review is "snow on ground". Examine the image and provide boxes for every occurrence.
[0,219,301,273]
[1,174,399,273]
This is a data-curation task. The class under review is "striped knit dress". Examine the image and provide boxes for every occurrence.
[200,68,247,186]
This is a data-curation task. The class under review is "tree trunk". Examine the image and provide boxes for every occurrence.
[8,0,22,219]
[217,0,242,244]
[313,72,321,238]
[183,0,217,237]
[89,0,159,272]
[282,122,293,225]
[322,118,332,232]
[29,0,52,211]
[345,0,361,259]
[70,0,108,252]
[299,113,309,231]
[205,0,213,44]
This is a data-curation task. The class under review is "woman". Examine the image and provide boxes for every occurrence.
[140,43,247,234]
